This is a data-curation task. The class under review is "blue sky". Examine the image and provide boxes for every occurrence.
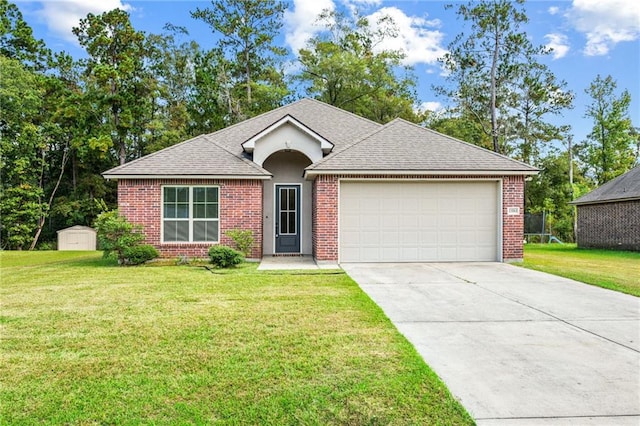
[14,0,640,151]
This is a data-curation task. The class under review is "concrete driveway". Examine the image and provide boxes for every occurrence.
[342,262,640,425]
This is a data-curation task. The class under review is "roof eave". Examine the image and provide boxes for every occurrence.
[570,196,640,206]
[103,174,272,180]
[304,169,539,179]
[241,114,334,154]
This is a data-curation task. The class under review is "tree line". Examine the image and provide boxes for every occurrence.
[1,0,637,249]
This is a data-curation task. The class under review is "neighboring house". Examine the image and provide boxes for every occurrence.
[571,165,640,251]
[103,99,537,263]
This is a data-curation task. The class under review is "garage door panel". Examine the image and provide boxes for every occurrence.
[381,231,399,244]
[340,181,499,262]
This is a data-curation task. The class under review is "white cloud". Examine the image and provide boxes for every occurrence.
[284,0,336,54]
[34,0,132,42]
[367,7,446,66]
[566,0,640,56]
[284,2,447,65]
[548,6,560,15]
[345,0,382,6]
[418,101,442,113]
[544,33,570,59]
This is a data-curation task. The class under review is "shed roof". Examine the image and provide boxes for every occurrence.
[305,119,538,176]
[572,165,640,205]
[57,225,96,233]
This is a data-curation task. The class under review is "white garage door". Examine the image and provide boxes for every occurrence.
[339,181,499,262]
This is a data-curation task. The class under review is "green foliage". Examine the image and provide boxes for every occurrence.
[186,48,228,134]
[0,55,45,184]
[437,0,572,157]
[525,151,592,242]
[208,245,244,268]
[427,115,493,150]
[225,229,254,257]
[0,184,44,250]
[297,10,419,124]
[93,210,145,265]
[145,25,202,152]
[122,244,159,265]
[191,0,289,121]
[0,0,49,69]
[73,8,151,165]
[578,74,636,185]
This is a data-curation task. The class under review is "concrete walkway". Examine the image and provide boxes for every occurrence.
[257,255,339,270]
[342,262,640,425]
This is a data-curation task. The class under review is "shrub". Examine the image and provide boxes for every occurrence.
[225,229,254,257]
[208,245,243,268]
[123,244,159,265]
[94,210,145,265]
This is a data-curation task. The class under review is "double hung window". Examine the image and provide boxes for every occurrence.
[163,186,219,242]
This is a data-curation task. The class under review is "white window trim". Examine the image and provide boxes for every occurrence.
[161,185,220,244]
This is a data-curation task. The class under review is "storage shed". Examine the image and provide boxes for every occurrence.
[57,226,97,251]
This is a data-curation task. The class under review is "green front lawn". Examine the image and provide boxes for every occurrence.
[522,244,640,297]
[0,251,472,425]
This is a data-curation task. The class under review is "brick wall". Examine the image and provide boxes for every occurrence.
[502,175,525,262]
[576,200,640,251]
[312,175,339,260]
[118,179,263,259]
[312,175,526,262]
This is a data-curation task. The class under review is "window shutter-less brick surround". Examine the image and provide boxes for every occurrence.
[118,179,263,258]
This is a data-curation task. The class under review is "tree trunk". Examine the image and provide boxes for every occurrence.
[29,144,70,250]
[490,23,500,153]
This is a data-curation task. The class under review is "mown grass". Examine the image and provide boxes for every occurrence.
[522,244,640,297]
[0,251,472,425]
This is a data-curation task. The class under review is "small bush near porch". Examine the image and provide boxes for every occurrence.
[1,251,472,424]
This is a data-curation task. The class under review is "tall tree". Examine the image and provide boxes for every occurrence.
[0,0,49,69]
[187,47,228,134]
[73,9,151,165]
[145,25,202,152]
[578,75,636,185]
[436,0,571,158]
[297,10,419,124]
[0,56,45,249]
[509,62,574,164]
[191,0,289,121]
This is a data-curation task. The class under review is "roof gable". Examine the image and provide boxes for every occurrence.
[305,119,538,176]
[572,165,640,205]
[241,114,334,153]
[103,98,380,179]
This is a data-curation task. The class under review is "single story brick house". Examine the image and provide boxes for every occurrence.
[571,165,640,251]
[103,99,538,263]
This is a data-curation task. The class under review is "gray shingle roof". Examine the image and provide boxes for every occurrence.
[102,134,272,178]
[103,98,380,178]
[104,99,537,179]
[305,118,538,174]
[572,165,640,205]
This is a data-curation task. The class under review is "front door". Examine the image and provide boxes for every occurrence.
[275,185,301,253]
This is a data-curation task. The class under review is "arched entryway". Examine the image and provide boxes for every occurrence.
[262,151,313,255]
